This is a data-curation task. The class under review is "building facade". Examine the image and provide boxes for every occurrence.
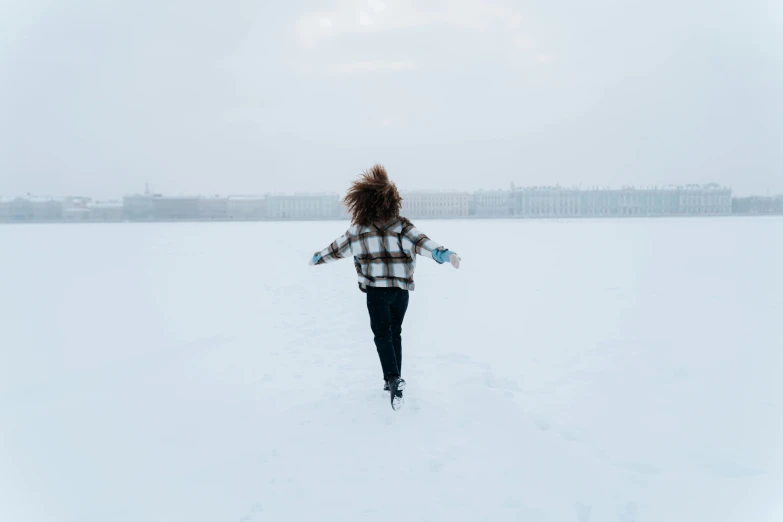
[678,185,732,215]
[88,202,124,221]
[509,185,732,218]
[227,196,266,220]
[733,195,783,214]
[0,183,742,223]
[152,197,200,220]
[123,195,155,221]
[0,198,12,222]
[513,187,582,218]
[63,208,91,222]
[473,190,512,218]
[401,192,470,219]
[0,198,36,221]
[199,197,229,220]
[29,197,63,221]
[0,197,64,222]
[265,193,341,220]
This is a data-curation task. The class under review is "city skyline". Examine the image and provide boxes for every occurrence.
[7,182,783,224]
[2,180,780,202]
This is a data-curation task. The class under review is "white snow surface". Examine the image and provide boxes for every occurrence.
[1,218,781,522]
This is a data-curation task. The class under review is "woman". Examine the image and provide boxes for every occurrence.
[309,165,460,410]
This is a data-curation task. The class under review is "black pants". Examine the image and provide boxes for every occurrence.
[366,286,409,380]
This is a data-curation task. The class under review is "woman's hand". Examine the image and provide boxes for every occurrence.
[449,253,461,269]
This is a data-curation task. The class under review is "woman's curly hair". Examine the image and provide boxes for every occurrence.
[343,164,402,226]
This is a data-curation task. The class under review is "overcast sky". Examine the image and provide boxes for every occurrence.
[0,0,781,198]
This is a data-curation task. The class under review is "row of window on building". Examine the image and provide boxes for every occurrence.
[122,193,345,221]
[472,185,736,217]
[1,185,772,223]
[732,196,783,215]
[0,194,346,223]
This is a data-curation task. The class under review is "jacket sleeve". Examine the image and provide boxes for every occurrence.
[400,220,448,262]
[313,229,354,265]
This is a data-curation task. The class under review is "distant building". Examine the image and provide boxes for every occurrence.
[577,187,677,217]
[63,208,91,222]
[513,187,582,218]
[678,184,732,215]
[0,196,63,222]
[510,184,732,218]
[152,196,200,220]
[88,202,124,221]
[401,192,470,219]
[473,190,512,218]
[62,196,92,210]
[578,189,620,217]
[266,193,341,220]
[732,195,783,215]
[123,195,155,221]
[199,197,229,220]
[227,196,266,220]
[339,200,351,220]
[0,198,12,222]
[0,183,742,224]
[61,195,92,222]
[0,198,33,222]
[29,197,63,221]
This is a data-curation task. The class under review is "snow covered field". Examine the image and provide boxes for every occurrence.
[1,218,781,522]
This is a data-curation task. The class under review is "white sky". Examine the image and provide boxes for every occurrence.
[0,0,781,198]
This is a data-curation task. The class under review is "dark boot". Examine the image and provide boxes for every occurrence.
[383,376,402,392]
[387,377,406,410]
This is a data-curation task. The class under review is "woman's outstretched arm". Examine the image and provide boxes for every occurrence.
[400,220,460,268]
[310,229,354,265]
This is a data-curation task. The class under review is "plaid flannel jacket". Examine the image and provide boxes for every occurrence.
[313,217,447,292]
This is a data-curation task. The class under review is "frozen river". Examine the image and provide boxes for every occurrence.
[1,217,781,522]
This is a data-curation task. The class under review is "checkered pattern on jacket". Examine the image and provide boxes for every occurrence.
[313,217,447,292]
